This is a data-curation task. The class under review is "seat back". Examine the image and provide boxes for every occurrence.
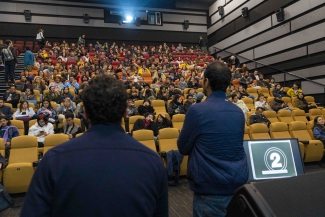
[270,122,291,139]
[134,100,144,108]
[277,110,294,124]
[263,111,279,123]
[266,97,274,104]
[9,136,38,164]
[289,121,312,141]
[11,120,24,136]
[292,110,308,123]
[0,139,5,157]
[244,126,250,140]
[4,103,12,109]
[242,97,255,111]
[132,130,156,152]
[151,100,166,113]
[258,87,270,97]
[249,124,270,139]
[129,115,144,133]
[306,121,315,139]
[172,114,185,131]
[246,88,258,97]
[29,119,37,129]
[309,109,322,121]
[246,111,255,126]
[305,96,317,107]
[158,128,179,152]
[43,134,69,154]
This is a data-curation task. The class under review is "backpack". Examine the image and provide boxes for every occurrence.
[2,47,14,62]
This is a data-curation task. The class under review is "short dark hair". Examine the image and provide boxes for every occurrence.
[25,46,30,50]
[83,75,127,125]
[204,62,231,92]
[231,94,238,99]
[0,116,11,126]
[256,107,264,111]
[293,82,300,89]
[5,40,11,45]
[65,112,74,119]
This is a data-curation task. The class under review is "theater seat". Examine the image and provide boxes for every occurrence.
[151,100,166,114]
[292,110,308,123]
[134,100,144,108]
[307,121,315,139]
[289,121,324,162]
[244,126,250,140]
[11,120,24,136]
[3,136,38,193]
[270,122,304,159]
[129,115,143,133]
[258,87,270,98]
[277,110,294,124]
[309,109,322,121]
[263,111,279,123]
[43,134,69,155]
[172,114,185,131]
[249,123,270,140]
[76,133,83,137]
[132,130,157,152]
[242,98,255,111]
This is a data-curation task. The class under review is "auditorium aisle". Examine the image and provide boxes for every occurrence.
[1,163,325,217]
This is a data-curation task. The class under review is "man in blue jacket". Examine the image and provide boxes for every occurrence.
[21,75,168,217]
[23,46,34,72]
[178,62,248,217]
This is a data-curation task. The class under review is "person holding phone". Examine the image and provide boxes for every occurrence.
[28,113,54,147]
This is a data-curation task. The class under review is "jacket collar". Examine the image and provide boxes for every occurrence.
[87,123,125,134]
[207,91,227,100]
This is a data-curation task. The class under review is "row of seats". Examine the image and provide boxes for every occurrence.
[246,109,325,126]
[245,121,324,163]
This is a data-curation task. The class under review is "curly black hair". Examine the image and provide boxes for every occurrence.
[83,74,127,125]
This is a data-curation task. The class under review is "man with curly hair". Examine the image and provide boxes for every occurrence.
[22,74,168,217]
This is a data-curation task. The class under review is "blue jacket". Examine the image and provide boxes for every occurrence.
[313,126,325,140]
[24,50,34,67]
[21,124,168,217]
[0,105,13,119]
[177,91,248,195]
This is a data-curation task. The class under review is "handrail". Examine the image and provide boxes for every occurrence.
[213,47,325,88]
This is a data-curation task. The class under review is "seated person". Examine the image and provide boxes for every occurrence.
[254,94,271,110]
[16,75,31,92]
[4,85,20,108]
[239,71,253,89]
[58,98,76,123]
[129,85,140,101]
[250,107,271,127]
[44,85,61,105]
[138,100,155,116]
[132,113,158,136]
[32,76,46,93]
[196,92,205,103]
[21,88,37,106]
[168,94,185,117]
[177,76,188,91]
[140,84,156,100]
[0,116,19,158]
[273,83,287,98]
[49,75,64,92]
[183,95,194,113]
[238,86,255,102]
[13,100,36,135]
[64,77,80,94]
[34,99,57,123]
[157,86,168,102]
[76,103,89,131]
[168,84,181,99]
[0,97,13,119]
[28,113,54,147]
[61,87,75,102]
[287,82,302,98]
[313,116,325,145]
[232,94,249,117]
[226,85,238,98]
[126,99,138,117]
[294,92,316,113]
[270,96,292,112]
[156,114,172,131]
[61,112,82,139]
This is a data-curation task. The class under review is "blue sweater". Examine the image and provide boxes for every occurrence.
[21,124,168,217]
[177,91,248,195]
[24,50,34,67]
[313,126,325,140]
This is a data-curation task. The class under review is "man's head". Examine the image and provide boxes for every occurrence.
[143,99,150,107]
[49,86,56,93]
[9,85,16,93]
[5,40,12,46]
[21,75,27,82]
[144,113,154,122]
[82,35,85,38]
[69,76,74,83]
[203,62,231,96]
[55,76,61,83]
[83,75,127,125]
[127,99,134,107]
[25,46,30,51]
[187,94,194,103]
[231,94,239,103]
[0,98,4,107]
[168,83,175,91]
[65,112,74,126]
[255,107,264,115]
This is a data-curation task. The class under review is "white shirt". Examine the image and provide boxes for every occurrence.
[36,32,44,40]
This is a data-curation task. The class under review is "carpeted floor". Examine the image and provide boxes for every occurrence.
[1,162,324,217]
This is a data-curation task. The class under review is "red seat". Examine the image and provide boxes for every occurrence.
[15,41,24,45]
[112,61,120,66]
[120,57,125,62]
[143,54,149,59]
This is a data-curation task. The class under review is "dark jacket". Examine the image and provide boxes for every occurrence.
[313,125,325,141]
[60,93,75,102]
[250,113,271,126]
[61,123,82,138]
[138,105,155,116]
[183,101,193,113]
[132,119,158,136]
[3,92,20,108]
[168,102,185,117]
[270,99,287,112]
[0,106,13,120]
[44,92,61,104]
[156,117,171,130]
[239,76,252,89]
[177,91,248,195]
[273,89,287,98]
[21,124,167,217]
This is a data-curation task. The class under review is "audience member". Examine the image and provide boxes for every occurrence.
[57,98,76,123]
[28,113,54,147]
[132,113,158,136]
[0,97,13,119]
[238,86,255,102]
[49,75,64,92]
[183,95,194,113]
[64,77,80,94]
[168,94,185,117]
[4,84,20,108]
[0,116,19,158]
[273,83,287,98]
[239,71,253,89]
[232,94,249,117]
[156,114,172,130]
[313,116,325,145]
[177,76,188,91]
[24,46,34,72]
[61,112,82,139]
[16,75,31,92]
[140,84,156,100]
[138,99,155,116]
[254,94,271,110]
[61,86,75,102]
[34,99,57,123]
[22,88,37,106]
[126,99,138,117]
[195,92,205,103]
[287,82,302,97]
[270,96,292,112]
[13,100,35,134]
[250,107,271,127]
[44,85,61,104]
[32,76,46,93]
[294,92,316,113]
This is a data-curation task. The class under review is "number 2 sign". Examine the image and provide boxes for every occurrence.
[248,140,297,180]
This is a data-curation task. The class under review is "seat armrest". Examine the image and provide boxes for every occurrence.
[300,140,309,145]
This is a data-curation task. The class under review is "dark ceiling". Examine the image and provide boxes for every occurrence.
[60,0,216,10]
